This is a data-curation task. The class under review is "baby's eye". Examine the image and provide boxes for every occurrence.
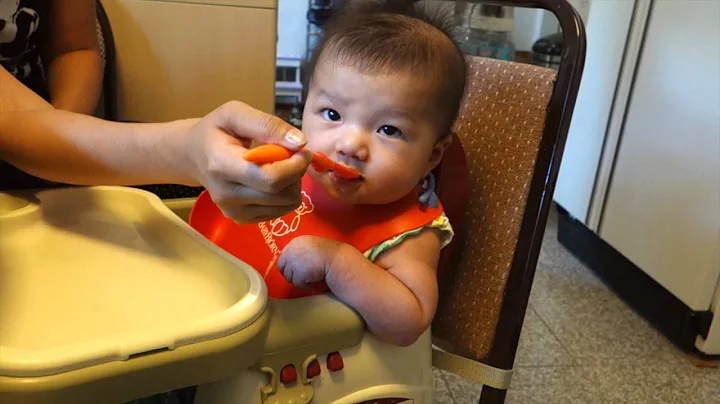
[321,109,342,122]
[378,125,403,137]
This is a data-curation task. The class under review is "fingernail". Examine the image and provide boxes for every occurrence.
[285,129,306,148]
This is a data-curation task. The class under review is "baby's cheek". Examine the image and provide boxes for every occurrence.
[374,163,417,186]
[304,127,333,153]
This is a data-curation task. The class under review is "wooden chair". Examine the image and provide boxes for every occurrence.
[95,0,118,121]
[430,1,586,402]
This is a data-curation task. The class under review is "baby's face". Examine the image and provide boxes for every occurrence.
[302,59,449,205]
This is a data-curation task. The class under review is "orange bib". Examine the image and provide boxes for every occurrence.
[190,175,444,299]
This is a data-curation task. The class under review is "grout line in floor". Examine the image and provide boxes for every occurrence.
[439,369,459,404]
[527,302,576,362]
[515,363,578,369]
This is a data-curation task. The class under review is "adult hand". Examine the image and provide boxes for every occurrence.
[185,101,312,223]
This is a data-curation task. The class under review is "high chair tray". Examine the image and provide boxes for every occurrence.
[0,187,267,378]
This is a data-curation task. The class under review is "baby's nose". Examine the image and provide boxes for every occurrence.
[336,129,369,161]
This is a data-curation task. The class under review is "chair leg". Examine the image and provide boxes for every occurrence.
[479,386,507,404]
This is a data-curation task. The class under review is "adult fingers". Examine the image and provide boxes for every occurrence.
[211,181,301,207]
[213,202,298,224]
[210,101,307,150]
[239,204,300,223]
[214,142,311,194]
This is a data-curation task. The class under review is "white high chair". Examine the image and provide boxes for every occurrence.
[0,1,585,403]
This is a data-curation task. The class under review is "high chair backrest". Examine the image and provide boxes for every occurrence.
[433,53,556,358]
[95,0,118,121]
[431,1,586,402]
[433,132,469,276]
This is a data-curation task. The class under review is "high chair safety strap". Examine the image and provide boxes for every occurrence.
[432,348,513,390]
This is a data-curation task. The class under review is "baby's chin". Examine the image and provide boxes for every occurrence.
[322,183,410,206]
[324,191,385,206]
[318,177,366,204]
[310,172,367,204]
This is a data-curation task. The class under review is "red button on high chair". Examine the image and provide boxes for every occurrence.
[306,359,321,379]
[326,352,344,372]
[280,364,297,384]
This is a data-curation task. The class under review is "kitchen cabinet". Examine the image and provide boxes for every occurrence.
[101,0,278,122]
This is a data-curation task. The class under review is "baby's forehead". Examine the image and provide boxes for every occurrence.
[313,62,444,118]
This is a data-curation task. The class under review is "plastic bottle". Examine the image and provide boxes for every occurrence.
[455,2,515,61]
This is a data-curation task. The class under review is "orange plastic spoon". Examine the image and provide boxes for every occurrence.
[244,144,361,179]
[243,144,294,164]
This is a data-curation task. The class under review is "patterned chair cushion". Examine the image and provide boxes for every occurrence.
[433,56,556,361]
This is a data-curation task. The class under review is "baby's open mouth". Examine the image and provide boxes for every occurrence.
[329,165,363,181]
[311,153,362,180]
[330,169,364,181]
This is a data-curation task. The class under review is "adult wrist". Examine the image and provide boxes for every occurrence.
[151,118,201,186]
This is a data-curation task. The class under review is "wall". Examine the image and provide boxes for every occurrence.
[514,0,590,52]
[512,8,546,52]
[277,0,308,60]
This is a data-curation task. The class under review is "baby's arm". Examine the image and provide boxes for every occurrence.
[279,230,441,346]
[331,230,440,346]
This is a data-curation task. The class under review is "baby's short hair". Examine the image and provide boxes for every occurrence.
[303,0,468,137]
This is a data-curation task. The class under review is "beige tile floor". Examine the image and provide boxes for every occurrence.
[433,208,720,403]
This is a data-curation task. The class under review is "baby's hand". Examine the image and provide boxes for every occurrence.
[277,236,344,289]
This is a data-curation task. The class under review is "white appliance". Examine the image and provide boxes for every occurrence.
[554,0,720,355]
[275,0,310,104]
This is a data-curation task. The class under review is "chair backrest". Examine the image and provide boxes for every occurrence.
[433,132,469,276]
[95,18,107,71]
[95,0,118,121]
[433,55,556,357]
[431,2,585,394]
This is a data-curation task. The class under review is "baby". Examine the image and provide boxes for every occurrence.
[275,0,467,346]
[129,2,466,402]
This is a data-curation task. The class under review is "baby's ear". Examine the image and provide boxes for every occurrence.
[426,132,453,174]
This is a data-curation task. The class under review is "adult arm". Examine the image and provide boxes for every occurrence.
[0,67,312,223]
[43,0,102,114]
